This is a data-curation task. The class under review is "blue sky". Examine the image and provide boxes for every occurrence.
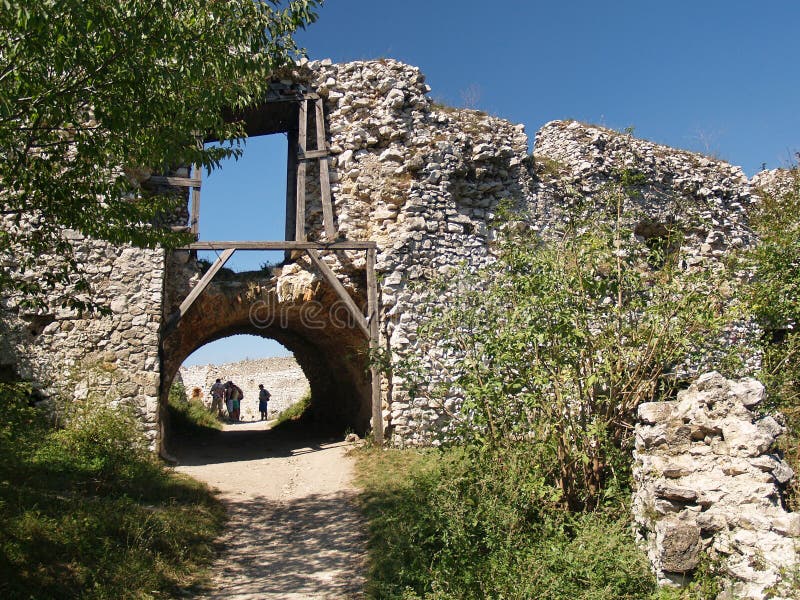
[183,0,799,367]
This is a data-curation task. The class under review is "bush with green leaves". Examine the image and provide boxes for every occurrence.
[34,398,149,479]
[398,179,733,510]
[167,382,222,437]
[356,446,658,600]
[0,0,319,310]
[745,166,800,506]
[747,167,800,408]
[0,391,225,599]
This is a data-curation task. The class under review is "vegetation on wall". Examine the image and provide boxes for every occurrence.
[0,0,319,310]
[746,166,800,506]
[366,174,742,597]
[398,176,733,511]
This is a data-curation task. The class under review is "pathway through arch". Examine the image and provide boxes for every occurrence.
[174,420,366,599]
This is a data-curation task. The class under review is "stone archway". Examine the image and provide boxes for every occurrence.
[160,258,372,450]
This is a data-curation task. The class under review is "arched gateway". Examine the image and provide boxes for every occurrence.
[1,58,757,453]
[158,78,383,444]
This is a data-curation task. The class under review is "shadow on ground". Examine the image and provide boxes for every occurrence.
[172,421,345,466]
[205,492,365,599]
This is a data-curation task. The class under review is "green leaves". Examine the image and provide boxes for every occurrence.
[0,0,320,307]
[399,182,732,510]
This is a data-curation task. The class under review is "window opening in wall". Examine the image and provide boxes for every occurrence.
[634,220,681,269]
[196,134,288,272]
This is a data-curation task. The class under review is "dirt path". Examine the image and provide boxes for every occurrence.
[173,421,366,599]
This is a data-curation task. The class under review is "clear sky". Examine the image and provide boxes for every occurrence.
[183,0,799,367]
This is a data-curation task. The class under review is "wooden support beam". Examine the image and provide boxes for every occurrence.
[178,248,234,318]
[315,97,336,241]
[306,249,369,338]
[295,99,307,242]
[183,240,376,251]
[366,247,383,445]
[285,127,299,246]
[190,164,201,237]
[298,149,329,160]
[146,175,202,187]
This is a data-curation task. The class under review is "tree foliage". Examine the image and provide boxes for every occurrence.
[747,167,800,410]
[398,179,732,510]
[0,0,319,309]
[746,166,800,506]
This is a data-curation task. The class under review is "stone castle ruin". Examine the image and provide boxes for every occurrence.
[1,58,796,595]
[177,357,309,422]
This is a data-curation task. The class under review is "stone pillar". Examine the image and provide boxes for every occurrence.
[633,372,799,599]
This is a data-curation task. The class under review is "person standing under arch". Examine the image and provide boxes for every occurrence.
[210,378,225,418]
[225,380,243,422]
[258,384,271,421]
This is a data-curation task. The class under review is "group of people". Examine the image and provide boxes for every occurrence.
[209,379,272,422]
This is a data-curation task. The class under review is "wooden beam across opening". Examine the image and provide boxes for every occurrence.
[182,240,376,251]
[146,175,202,187]
[298,149,329,160]
[306,249,370,338]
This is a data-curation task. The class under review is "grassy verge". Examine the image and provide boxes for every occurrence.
[167,383,222,438]
[353,444,722,600]
[0,385,225,599]
[273,389,312,427]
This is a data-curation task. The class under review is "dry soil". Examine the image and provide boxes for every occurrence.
[174,420,366,599]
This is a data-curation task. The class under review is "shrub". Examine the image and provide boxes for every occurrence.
[0,392,225,599]
[274,389,312,426]
[35,398,149,480]
[745,166,800,507]
[355,445,657,600]
[397,180,732,510]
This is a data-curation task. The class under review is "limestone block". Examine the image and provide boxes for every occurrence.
[638,402,675,425]
[658,520,702,573]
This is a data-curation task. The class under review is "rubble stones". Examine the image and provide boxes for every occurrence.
[634,372,798,598]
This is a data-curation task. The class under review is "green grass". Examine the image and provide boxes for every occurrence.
[167,383,222,437]
[353,444,662,600]
[0,385,225,599]
[273,389,312,427]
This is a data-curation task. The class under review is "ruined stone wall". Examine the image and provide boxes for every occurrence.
[178,356,309,421]
[3,57,797,595]
[532,119,756,261]
[0,59,790,449]
[0,231,164,446]
[634,372,798,598]
[302,59,535,443]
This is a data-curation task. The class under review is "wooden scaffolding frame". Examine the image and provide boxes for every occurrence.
[163,93,384,444]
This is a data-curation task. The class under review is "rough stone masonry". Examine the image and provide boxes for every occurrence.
[1,58,797,596]
[634,372,798,599]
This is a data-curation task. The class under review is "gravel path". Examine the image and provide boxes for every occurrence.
[174,420,367,599]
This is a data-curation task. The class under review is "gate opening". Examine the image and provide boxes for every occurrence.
[173,335,308,425]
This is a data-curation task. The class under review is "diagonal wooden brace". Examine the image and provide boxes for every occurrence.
[178,248,235,318]
[306,249,369,338]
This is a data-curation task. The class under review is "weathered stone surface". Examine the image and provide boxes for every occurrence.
[633,373,798,598]
[658,520,702,573]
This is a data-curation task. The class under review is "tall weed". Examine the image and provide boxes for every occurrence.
[355,445,656,600]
